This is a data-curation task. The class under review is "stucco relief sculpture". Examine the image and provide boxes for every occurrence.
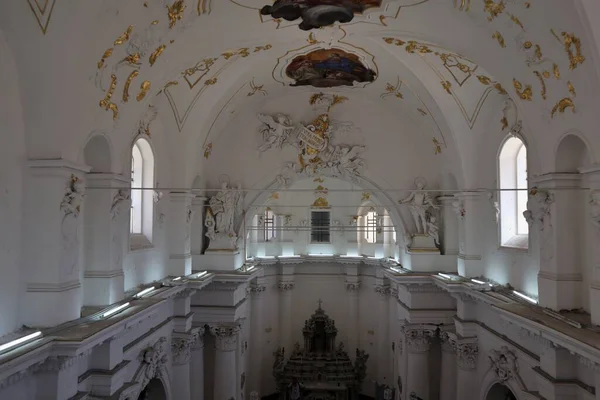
[205,181,243,251]
[259,94,366,186]
[60,175,85,276]
[110,189,131,220]
[489,346,518,382]
[398,178,438,235]
[523,188,554,230]
[589,190,600,230]
[133,337,170,397]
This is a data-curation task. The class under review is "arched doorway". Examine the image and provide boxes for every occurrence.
[138,378,167,400]
[486,383,517,400]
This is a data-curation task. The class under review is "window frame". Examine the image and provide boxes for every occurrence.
[497,135,529,250]
[264,208,276,242]
[365,209,377,244]
[129,137,155,250]
[310,210,331,244]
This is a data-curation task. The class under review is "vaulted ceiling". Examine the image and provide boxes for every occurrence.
[1,0,599,185]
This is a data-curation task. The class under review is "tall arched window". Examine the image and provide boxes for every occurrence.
[498,136,528,248]
[130,138,155,246]
[365,209,377,244]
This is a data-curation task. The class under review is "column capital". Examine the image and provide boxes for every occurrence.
[449,335,479,371]
[171,331,199,365]
[247,284,267,296]
[346,282,361,292]
[278,281,295,291]
[374,284,391,296]
[209,323,241,352]
[440,330,456,354]
[402,325,437,353]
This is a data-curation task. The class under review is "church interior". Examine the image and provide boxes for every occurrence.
[2,1,600,399]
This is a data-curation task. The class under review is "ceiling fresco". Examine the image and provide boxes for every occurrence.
[229,0,429,29]
[285,48,377,88]
[259,0,382,31]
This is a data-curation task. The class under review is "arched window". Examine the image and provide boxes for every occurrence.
[498,136,528,248]
[365,209,377,244]
[130,138,155,246]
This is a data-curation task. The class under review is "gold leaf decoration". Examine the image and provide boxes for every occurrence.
[136,81,151,102]
[123,70,140,102]
[97,48,113,69]
[203,143,213,159]
[513,78,533,101]
[493,83,507,95]
[501,116,508,131]
[455,0,471,11]
[123,52,141,66]
[567,81,576,97]
[543,71,550,79]
[478,75,507,95]
[222,48,250,60]
[492,31,506,48]
[553,63,560,79]
[361,192,371,201]
[313,177,325,183]
[381,78,403,99]
[204,77,217,85]
[477,75,492,85]
[484,0,505,21]
[254,45,272,52]
[114,25,133,46]
[149,45,166,66]
[433,138,442,155]
[99,74,119,120]
[383,37,406,46]
[167,0,186,29]
[551,98,575,118]
[533,71,547,100]
[405,41,433,54]
[534,44,543,61]
[561,32,585,70]
[441,80,452,95]
[312,197,329,208]
[509,13,523,29]
[151,20,159,25]
[307,33,317,44]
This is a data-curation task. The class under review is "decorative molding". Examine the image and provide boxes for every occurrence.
[489,346,518,382]
[133,337,169,395]
[110,189,131,220]
[402,326,436,353]
[171,332,199,365]
[60,175,84,219]
[246,285,267,295]
[203,282,239,292]
[209,324,241,352]
[374,284,390,296]
[345,282,360,292]
[523,188,554,231]
[404,284,445,294]
[590,190,600,230]
[27,0,58,34]
[278,282,295,291]
[174,288,197,299]
[454,340,478,370]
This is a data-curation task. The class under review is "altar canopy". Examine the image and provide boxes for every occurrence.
[273,301,369,400]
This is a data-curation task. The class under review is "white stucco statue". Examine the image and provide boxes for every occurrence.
[399,177,439,234]
[426,216,439,244]
[523,188,554,230]
[205,182,243,250]
[590,190,600,230]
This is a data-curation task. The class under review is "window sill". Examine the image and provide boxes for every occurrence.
[500,234,529,251]
[129,234,154,252]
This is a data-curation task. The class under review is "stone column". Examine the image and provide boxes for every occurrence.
[402,325,436,399]
[437,196,459,255]
[453,192,486,278]
[83,174,128,308]
[22,160,90,327]
[168,192,194,276]
[171,332,199,400]
[248,282,267,396]
[210,324,241,400]
[346,281,360,354]
[439,332,457,400]
[451,337,478,400]
[530,175,582,310]
[190,331,205,400]
[278,281,295,352]
[582,166,600,324]
[190,196,207,257]
[375,284,390,381]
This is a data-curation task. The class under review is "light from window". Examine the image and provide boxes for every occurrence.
[365,210,377,244]
[499,137,528,248]
[130,143,143,234]
[264,209,275,241]
[129,138,155,242]
[311,211,330,243]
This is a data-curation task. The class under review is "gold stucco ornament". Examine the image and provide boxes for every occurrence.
[123,70,140,103]
[561,32,585,70]
[97,48,113,69]
[551,98,575,118]
[167,1,186,29]
[137,81,151,102]
[114,25,133,46]
[513,78,533,101]
[99,74,119,120]
[150,45,166,66]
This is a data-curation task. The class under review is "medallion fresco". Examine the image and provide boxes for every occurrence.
[285,48,376,88]
[260,0,382,30]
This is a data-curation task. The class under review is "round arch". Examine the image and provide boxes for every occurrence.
[554,131,595,172]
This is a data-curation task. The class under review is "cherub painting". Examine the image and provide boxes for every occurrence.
[260,0,382,31]
[285,48,376,88]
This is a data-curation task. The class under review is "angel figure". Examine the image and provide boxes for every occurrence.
[257,113,295,152]
[399,177,439,234]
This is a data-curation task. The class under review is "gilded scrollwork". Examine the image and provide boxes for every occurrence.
[550,97,575,118]
[167,0,186,29]
[533,71,547,100]
[97,48,113,69]
[492,31,506,48]
[513,78,533,101]
[123,70,140,103]
[136,81,151,102]
[99,74,119,120]
[561,32,585,70]
[149,45,166,66]
[114,25,134,46]
[484,0,505,21]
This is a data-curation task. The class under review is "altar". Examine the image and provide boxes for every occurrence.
[273,301,369,400]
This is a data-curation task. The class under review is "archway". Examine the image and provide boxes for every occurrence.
[137,378,167,400]
[555,133,591,172]
[485,383,517,400]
